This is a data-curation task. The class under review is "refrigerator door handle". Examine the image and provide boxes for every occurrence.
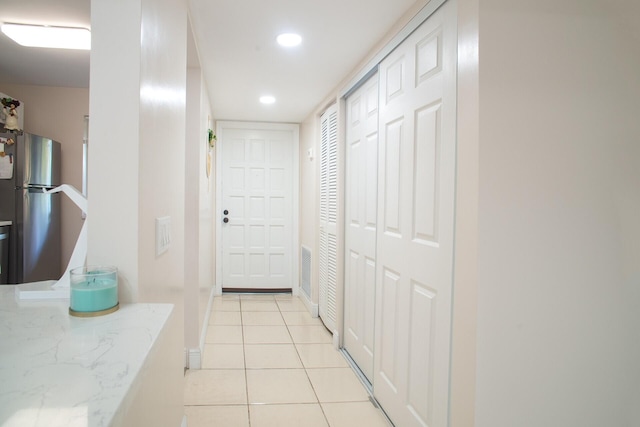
[25,185,53,193]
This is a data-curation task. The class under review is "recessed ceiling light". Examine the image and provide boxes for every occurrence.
[1,23,91,50]
[260,95,276,105]
[277,33,302,48]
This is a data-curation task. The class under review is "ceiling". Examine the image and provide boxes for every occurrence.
[0,0,418,123]
[0,0,91,87]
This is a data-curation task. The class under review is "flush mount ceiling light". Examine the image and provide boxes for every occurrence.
[1,23,91,50]
[276,33,302,48]
[260,95,276,105]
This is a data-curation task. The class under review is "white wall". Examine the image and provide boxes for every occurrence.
[137,0,187,307]
[474,1,640,426]
[0,84,87,275]
[198,72,215,327]
[89,0,141,302]
[185,65,201,356]
[89,0,187,423]
[185,52,215,359]
[299,114,318,301]
[450,0,479,425]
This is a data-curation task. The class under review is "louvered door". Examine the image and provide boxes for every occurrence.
[319,104,338,332]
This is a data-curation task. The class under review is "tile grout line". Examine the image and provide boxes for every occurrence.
[202,295,375,426]
[239,297,252,427]
[282,299,334,427]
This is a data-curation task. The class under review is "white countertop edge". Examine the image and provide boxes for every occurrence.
[109,303,175,424]
[0,286,175,427]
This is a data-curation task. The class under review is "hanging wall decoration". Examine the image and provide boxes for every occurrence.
[206,128,215,178]
[208,128,216,149]
[1,98,21,132]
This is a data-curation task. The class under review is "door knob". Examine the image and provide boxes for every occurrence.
[223,210,229,215]
[223,217,229,223]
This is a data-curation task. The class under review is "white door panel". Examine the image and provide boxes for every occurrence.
[344,73,379,382]
[374,2,456,426]
[220,126,296,290]
[319,105,339,331]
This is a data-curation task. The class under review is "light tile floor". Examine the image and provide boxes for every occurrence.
[184,293,391,427]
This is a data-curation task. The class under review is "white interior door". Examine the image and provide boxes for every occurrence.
[343,73,379,383]
[219,123,297,290]
[318,105,339,331]
[373,1,456,426]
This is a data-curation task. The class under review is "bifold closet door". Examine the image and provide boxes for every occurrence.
[318,105,339,331]
[373,1,457,426]
[343,73,379,383]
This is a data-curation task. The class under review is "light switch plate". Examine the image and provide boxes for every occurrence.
[155,216,171,256]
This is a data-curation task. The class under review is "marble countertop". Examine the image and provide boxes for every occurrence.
[0,285,173,427]
[0,220,11,226]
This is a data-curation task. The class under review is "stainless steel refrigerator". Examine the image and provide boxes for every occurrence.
[0,131,61,284]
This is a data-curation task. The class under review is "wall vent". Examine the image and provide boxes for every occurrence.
[301,245,312,298]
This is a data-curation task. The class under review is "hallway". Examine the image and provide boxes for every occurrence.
[184,294,390,426]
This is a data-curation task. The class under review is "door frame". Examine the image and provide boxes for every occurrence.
[215,121,300,295]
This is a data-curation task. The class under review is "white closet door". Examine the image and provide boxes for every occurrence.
[319,105,338,331]
[344,73,379,383]
[373,1,457,426]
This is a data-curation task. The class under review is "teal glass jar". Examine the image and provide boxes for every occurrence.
[69,266,119,317]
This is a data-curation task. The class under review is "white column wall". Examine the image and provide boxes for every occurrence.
[88,0,142,302]
[185,20,215,367]
[185,65,201,355]
[198,73,215,320]
[450,0,479,425]
[89,0,187,423]
[137,0,187,305]
[184,65,215,361]
[299,115,318,302]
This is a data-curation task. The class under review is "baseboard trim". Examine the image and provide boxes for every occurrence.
[192,287,216,370]
[187,347,202,370]
[222,287,292,293]
[298,288,319,317]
